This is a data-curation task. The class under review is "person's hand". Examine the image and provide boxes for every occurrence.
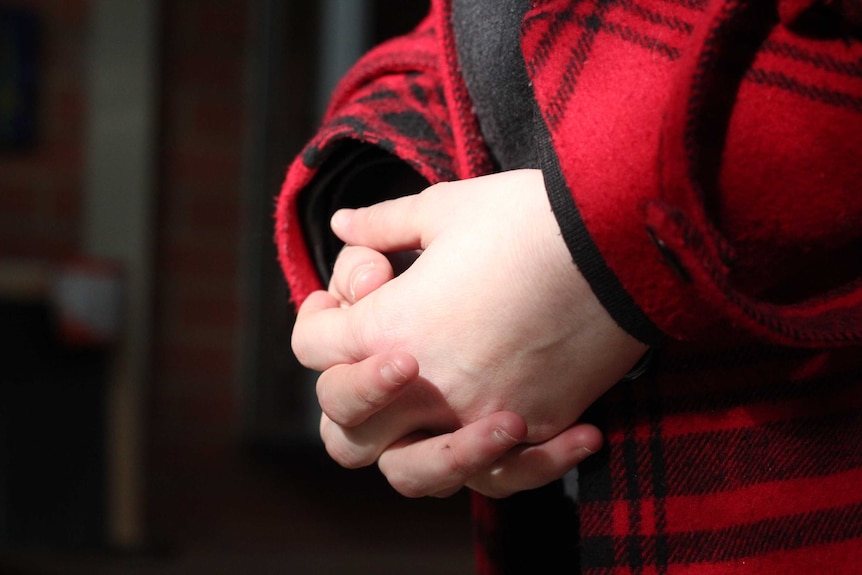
[316,243,605,498]
[292,169,648,493]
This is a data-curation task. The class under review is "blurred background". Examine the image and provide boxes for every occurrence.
[0,1,475,573]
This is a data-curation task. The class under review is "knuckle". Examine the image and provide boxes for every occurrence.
[442,443,474,483]
[329,259,347,292]
[423,181,450,197]
[430,487,463,499]
[316,373,360,427]
[481,478,515,499]
[316,360,395,429]
[346,304,383,358]
[386,471,428,499]
[319,417,376,469]
[357,204,379,231]
[469,475,514,499]
[323,437,375,470]
[466,460,524,499]
[482,485,515,499]
[351,375,384,413]
[383,442,473,499]
[322,401,363,428]
[333,409,364,428]
[378,455,429,498]
[290,330,310,366]
[314,377,342,422]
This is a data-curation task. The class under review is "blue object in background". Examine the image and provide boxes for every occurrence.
[0,8,39,149]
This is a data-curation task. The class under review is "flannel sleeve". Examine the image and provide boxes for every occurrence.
[274,12,458,305]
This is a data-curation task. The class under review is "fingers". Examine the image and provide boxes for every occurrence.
[377,412,528,498]
[321,406,602,498]
[329,245,395,306]
[466,423,603,499]
[317,351,419,427]
[291,290,361,370]
[330,191,434,253]
[375,420,601,499]
[319,412,384,469]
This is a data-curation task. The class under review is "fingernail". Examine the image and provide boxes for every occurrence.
[349,262,374,301]
[493,427,518,447]
[381,360,408,383]
[575,446,595,459]
[331,209,352,230]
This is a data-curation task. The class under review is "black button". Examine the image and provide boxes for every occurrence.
[646,227,691,283]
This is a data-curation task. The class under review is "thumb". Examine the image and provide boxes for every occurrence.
[330,192,435,253]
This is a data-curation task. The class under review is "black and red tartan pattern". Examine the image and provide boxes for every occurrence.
[522,0,862,346]
[275,9,491,303]
[274,1,862,574]
[577,343,862,574]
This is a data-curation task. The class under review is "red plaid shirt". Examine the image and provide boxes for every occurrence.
[275,1,862,573]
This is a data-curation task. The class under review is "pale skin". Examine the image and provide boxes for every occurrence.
[291,169,648,498]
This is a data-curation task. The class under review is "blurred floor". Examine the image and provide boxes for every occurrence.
[0,446,475,575]
[0,548,474,575]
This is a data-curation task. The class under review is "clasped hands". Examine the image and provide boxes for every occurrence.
[291,170,648,498]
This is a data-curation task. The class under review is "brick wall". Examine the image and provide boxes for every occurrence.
[145,0,467,558]
[147,0,252,547]
[0,0,302,552]
[0,0,469,563]
[0,0,89,261]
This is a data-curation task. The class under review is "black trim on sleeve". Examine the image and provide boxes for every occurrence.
[297,141,429,285]
[535,111,667,347]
